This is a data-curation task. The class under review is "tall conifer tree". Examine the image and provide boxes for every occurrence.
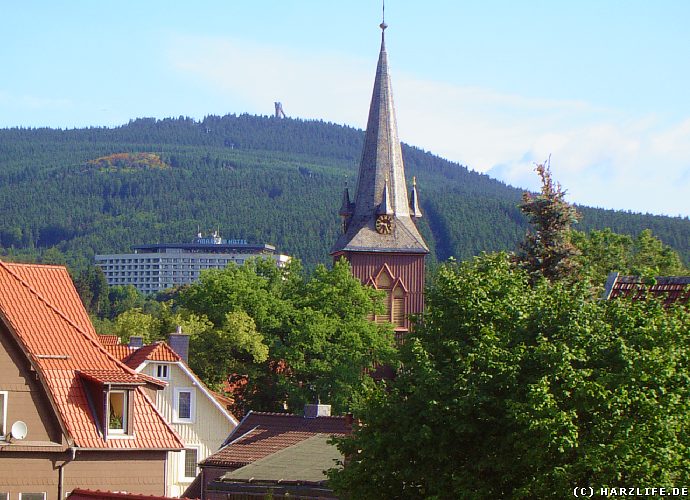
[517,161,581,282]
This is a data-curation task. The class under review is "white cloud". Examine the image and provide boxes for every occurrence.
[169,35,690,217]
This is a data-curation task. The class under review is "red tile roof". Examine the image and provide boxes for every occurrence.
[79,369,145,385]
[201,411,351,468]
[98,334,120,346]
[69,489,191,500]
[0,260,183,450]
[103,343,135,361]
[603,273,690,305]
[123,341,181,369]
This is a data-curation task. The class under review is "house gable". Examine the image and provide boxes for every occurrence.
[0,260,183,451]
[0,321,65,448]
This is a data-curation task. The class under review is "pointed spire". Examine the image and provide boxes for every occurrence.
[377,177,394,215]
[339,185,353,217]
[330,17,428,255]
[410,176,423,218]
[350,18,410,219]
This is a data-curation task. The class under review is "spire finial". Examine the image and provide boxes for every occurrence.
[380,0,387,32]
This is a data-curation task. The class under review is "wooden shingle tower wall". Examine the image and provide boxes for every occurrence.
[331,20,428,334]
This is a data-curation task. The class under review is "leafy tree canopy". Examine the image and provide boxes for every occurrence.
[573,228,688,287]
[329,253,690,499]
[176,257,395,415]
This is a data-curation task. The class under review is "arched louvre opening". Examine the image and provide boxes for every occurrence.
[370,265,408,331]
[374,271,393,325]
[392,286,405,329]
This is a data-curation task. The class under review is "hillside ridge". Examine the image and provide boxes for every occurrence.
[0,114,688,271]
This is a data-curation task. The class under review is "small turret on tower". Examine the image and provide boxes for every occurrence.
[377,177,394,216]
[410,176,423,218]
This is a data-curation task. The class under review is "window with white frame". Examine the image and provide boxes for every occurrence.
[0,492,8,500]
[107,390,128,434]
[20,494,46,500]
[155,364,170,380]
[0,391,7,437]
[173,388,195,423]
[183,447,199,479]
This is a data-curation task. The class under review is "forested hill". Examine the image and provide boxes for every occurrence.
[1,114,688,272]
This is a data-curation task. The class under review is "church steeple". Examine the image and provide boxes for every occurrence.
[331,20,428,255]
[331,16,428,333]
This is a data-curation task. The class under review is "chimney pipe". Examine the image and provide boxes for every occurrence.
[168,326,190,363]
[128,336,144,349]
[304,403,331,418]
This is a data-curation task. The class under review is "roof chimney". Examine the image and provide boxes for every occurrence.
[128,336,144,349]
[168,326,189,363]
[304,403,331,418]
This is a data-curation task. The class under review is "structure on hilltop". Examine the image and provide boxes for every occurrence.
[331,19,429,336]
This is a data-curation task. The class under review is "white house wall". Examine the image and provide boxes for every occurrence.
[141,361,235,497]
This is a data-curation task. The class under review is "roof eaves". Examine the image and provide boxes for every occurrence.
[175,360,238,426]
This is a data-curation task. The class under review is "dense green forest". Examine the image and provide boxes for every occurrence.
[0,114,688,272]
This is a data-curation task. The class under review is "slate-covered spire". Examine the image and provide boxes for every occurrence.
[339,185,353,217]
[331,21,428,255]
[377,177,394,215]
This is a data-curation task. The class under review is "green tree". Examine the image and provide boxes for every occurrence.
[277,259,395,412]
[517,162,581,282]
[108,285,145,319]
[178,258,394,414]
[329,253,690,499]
[573,228,688,288]
[112,308,162,344]
[629,228,687,276]
[190,310,269,390]
[74,265,111,318]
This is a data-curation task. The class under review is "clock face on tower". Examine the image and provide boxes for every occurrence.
[375,214,393,234]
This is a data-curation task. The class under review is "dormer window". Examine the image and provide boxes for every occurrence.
[108,390,129,434]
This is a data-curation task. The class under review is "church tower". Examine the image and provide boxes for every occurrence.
[331,19,429,335]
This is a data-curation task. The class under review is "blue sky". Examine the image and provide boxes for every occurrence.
[2,1,689,217]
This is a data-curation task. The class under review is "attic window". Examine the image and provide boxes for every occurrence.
[108,390,129,434]
[155,364,170,380]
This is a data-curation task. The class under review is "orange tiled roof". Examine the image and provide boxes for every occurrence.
[0,261,183,450]
[201,411,350,468]
[79,369,145,385]
[98,334,121,345]
[123,341,181,369]
[103,343,135,361]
